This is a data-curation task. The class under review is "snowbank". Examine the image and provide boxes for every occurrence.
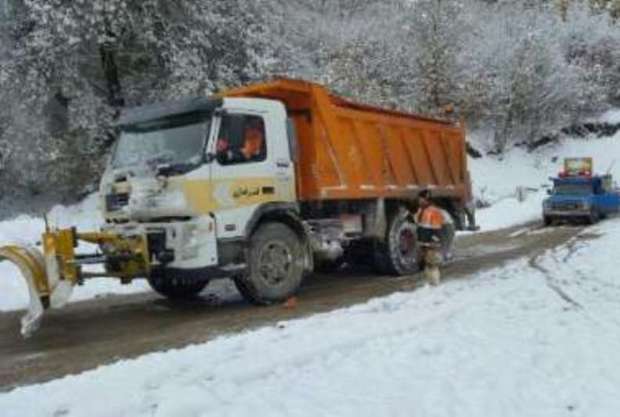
[2,218,619,417]
[469,133,620,231]
[597,109,620,125]
[0,194,150,312]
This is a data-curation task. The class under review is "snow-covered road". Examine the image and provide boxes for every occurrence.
[2,219,619,417]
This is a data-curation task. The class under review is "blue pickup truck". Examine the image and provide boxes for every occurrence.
[543,172,620,225]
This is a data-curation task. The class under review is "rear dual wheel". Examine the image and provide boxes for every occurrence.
[374,207,420,276]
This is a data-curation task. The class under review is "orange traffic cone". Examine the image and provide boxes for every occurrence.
[283,296,298,309]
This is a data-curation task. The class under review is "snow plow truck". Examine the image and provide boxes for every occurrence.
[0,78,475,337]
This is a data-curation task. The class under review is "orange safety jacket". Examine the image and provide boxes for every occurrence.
[415,206,445,230]
[416,205,445,245]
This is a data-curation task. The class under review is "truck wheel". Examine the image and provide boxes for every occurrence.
[587,209,600,225]
[544,216,553,227]
[235,222,305,305]
[148,275,209,300]
[374,207,420,276]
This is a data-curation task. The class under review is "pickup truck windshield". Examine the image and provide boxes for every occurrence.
[112,119,210,169]
[553,184,592,196]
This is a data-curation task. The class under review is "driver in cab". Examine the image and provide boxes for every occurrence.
[217,119,265,164]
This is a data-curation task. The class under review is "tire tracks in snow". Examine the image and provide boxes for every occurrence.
[528,252,583,310]
[528,229,604,310]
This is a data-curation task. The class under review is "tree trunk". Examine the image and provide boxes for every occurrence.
[99,42,124,109]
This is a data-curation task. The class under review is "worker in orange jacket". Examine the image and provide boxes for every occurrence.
[415,189,446,286]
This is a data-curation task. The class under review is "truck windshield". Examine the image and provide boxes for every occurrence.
[553,184,592,196]
[112,119,210,169]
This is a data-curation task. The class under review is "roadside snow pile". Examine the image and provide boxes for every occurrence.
[469,131,620,231]
[0,194,102,245]
[597,109,620,125]
[2,220,620,417]
[0,194,150,312]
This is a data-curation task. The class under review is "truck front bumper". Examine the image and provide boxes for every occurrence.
[103,216,218,271]
[543,209,590,218]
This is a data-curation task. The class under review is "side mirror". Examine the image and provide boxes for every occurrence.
[546,189,552,195]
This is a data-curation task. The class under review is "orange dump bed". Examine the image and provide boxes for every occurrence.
[224,79,471,204]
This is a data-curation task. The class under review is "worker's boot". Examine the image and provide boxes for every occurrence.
[424,248,441,286]
[425,266,440,286]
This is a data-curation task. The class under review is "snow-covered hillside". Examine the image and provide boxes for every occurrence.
[470,132,620,230]
[2,219,619,417]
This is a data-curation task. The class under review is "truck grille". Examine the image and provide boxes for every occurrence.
[552,202,580,211]
[106,193,129,211]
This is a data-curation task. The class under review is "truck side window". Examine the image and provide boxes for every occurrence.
[216,115,267,165]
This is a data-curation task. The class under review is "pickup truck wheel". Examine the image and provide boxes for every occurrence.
[235,222,305,305]
[374,207,420,276]
[587,209,600,225]
[543,216,553,227]
[148,275,209,300]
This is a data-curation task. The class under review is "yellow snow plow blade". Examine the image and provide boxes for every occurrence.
[0,245,52,337]
[0,228,150,337]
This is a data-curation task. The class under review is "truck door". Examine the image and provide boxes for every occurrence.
[596,177,619,214]
[208,109,295,239]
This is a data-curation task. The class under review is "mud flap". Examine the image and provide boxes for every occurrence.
[0,245,71,337]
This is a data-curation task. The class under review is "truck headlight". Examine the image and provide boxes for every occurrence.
[180,222,210,260]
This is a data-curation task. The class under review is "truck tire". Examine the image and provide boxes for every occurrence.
[148,275,209,300]
[235,222,305,305]
[374,207,420,276]
[544,216,553,227]
[587,209,600,225]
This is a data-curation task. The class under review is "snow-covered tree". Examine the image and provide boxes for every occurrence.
[456,1,611,150]
[0,0,282,202]
[404,0,467,114]
[2,0,620,209]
